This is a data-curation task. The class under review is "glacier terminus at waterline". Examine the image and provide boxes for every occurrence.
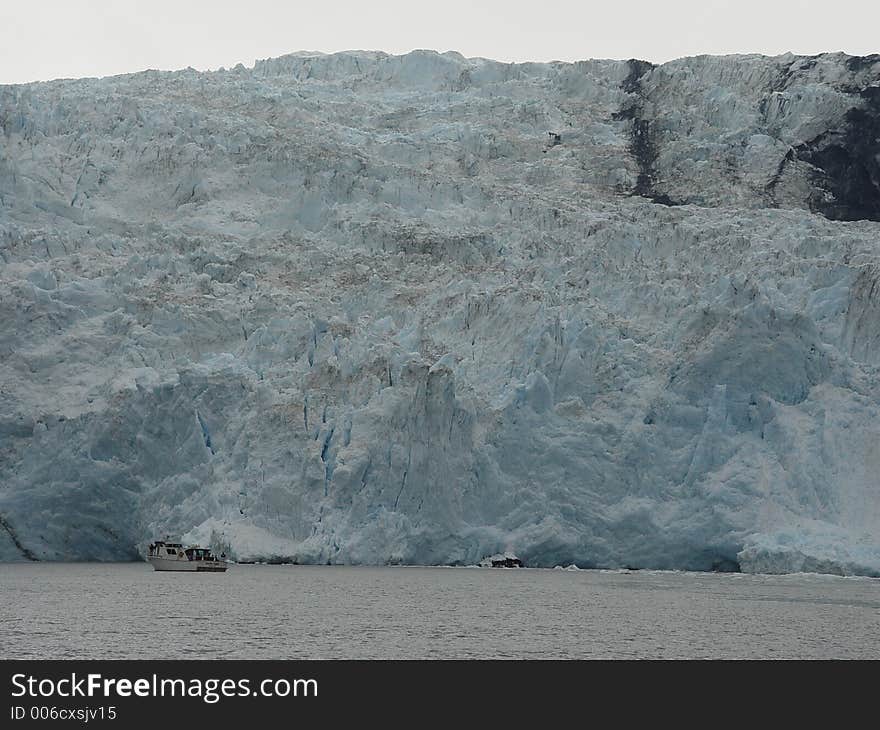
[2,49,880,575]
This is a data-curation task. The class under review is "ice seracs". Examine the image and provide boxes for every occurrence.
[1,50,880,576]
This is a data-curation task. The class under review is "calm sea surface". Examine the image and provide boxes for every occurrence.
[1,563,878,659]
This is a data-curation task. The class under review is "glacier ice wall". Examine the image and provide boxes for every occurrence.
[2,50,880,574]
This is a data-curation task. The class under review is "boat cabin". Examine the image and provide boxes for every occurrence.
[148,541,183,556]
[147,541,220,561]
[184,547,217,561]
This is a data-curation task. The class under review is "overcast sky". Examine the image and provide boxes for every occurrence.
[1,0,878,84]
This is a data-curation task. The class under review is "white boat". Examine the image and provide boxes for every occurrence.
[147,540,228,572]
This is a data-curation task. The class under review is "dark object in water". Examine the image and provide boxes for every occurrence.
[480,552,523,568]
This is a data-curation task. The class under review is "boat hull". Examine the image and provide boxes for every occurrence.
[148,556,227,572]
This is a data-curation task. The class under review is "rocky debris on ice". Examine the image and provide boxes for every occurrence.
[1,50,880,575]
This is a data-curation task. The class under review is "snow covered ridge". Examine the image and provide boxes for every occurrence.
[1,50,880,575]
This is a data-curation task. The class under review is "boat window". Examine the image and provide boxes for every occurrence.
[167,548,176,555]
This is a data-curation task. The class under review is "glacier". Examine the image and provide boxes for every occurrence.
[1,49,880,575]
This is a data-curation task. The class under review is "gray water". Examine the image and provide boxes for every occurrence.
[1,563,878,659]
